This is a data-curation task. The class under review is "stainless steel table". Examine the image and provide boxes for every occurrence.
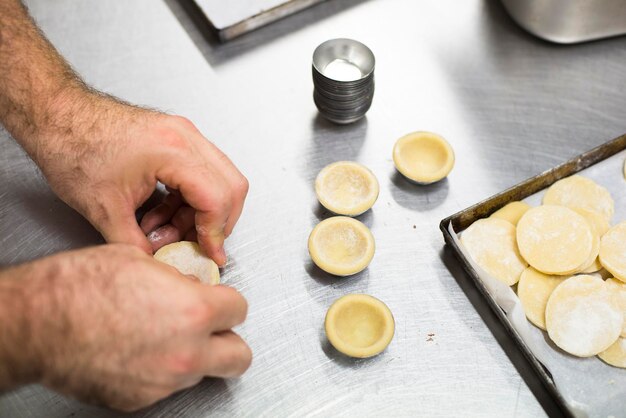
[1,0,625,416]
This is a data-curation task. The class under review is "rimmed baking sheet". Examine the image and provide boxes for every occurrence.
[440,133,626,418]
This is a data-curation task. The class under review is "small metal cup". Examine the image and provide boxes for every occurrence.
[312,38,375,125]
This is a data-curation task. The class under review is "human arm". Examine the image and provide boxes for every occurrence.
[0,0,248,264]
[0,245,252,410]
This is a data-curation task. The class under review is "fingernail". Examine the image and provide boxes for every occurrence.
[218,247,227,267]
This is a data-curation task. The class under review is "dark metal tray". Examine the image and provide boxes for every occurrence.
[439,133,626,418]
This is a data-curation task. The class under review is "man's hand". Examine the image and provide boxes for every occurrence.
[0,245,252,411]
[34,91,248,266]
[0,0,248,265]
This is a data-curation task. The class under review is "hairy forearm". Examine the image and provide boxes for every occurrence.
[0,263,44,391]
[0,0,88,157]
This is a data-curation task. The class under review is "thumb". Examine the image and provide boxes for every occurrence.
[94,205,153,254]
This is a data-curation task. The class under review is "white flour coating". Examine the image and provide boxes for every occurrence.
[599,222,626,282]
[517,205,592,274]
[460,218,527,286]
[318,221,367,263]
[605,278,626,337]
[154,242,219,284]
[542,175,614,222]
[546,275,622,357]
[324,167,371,206]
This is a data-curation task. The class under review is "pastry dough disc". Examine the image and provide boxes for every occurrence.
[516,205,592,275]
[325,294,395,358]
[545,275,622,357]
[599,222,626,283]
[542,175,614,222]
[490,201,531,226]
[605,278,626,338]
[572,208,603,273]
[308,216,375,276]
[315,161,379,217]
[517,267,567,330]
[392,131,455,184]
[461,218,527,286]
[154,241,220,285]
[598,337,626,368]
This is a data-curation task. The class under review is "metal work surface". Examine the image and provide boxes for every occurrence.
[1,0,625,416]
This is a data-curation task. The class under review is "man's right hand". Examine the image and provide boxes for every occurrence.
[0,244,251,411]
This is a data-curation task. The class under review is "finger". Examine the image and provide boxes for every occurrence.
[184,229,198,242]
[97,205,153,254]
[187,135,248,239]
[198,285,248,332]
[147,224,183,252]
[171,206,196,237]
[140,192,183,234]
[201,331,252,378]
[196,210,229,267]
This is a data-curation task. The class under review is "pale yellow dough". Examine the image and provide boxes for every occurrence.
[598,337,626,368]
[599,222,626,283]
[490,201,531,226]
[308,217,375,276]
[517,267,567,330]
[572,208,605,273]
[545,275,622,357]
[542,175,614,222]
[154,241,220,285]
[315,161,379,216]
[605,278,626,338]
[325,294,395,358]
[516,205,592,275]
[461,218,527,286]
[392,131,455,184]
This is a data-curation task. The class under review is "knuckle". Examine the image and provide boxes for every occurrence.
[235,176,249,198]
[171,115,196,131]
[170,349,201,374]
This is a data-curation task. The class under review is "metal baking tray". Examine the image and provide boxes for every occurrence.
[501,0,626,44]
[440,133,626,418]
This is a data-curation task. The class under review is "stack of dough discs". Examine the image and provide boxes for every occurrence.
[490,201,531,226]
[460,218,527,286]
[545,275,622,357]
[542,175,614,222]
[573,208,609,273]
[569,208,602,273]
[516,205,593,275]
[154,241,220,285]
[599,222,626,282]
[517,267,567,330]
[598,338,626,368]
[308,216,375,276]
[315,161,379,216]
[605,278,626,337]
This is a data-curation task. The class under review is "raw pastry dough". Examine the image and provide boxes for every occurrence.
[542,175,614,222]
[154,241,220,285]
[461,218,527,286]
[392,131,455,184]
[572,208,603,273]
[545,275,622,357]
[325,294,395,358]
[315,161,379,216]
[599,222,626,283]
[598,337,626,368]
[517,267,567,330]
[308,216,375,276]
[490,201,531,226]
[605,278,626,338]
[516,205,593,275]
